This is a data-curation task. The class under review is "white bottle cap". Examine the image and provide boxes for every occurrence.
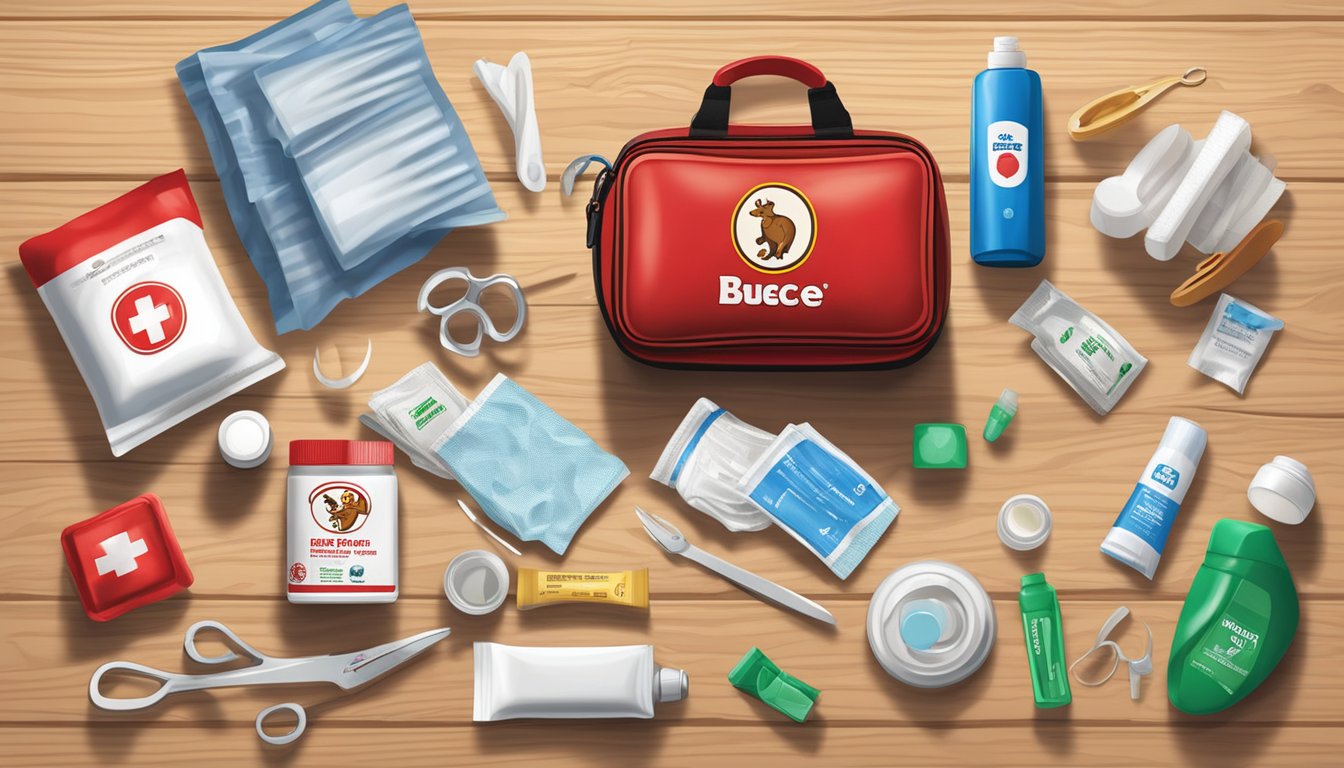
[1160,416,1207,466]
[1248,456,1315,525]
[218,410,272,469]
[656,667,689,703]
[988,36,1027,69]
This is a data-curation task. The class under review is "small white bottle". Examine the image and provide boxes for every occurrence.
[1100,417,1207,579]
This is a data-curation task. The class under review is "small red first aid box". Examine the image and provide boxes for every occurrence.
[61,493,194,621]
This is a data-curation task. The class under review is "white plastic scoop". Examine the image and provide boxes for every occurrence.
[474,52,545,192]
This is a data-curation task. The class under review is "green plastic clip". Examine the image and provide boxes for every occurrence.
[727,647,820,723]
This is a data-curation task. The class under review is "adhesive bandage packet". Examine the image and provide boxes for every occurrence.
[1010,280,1147,415]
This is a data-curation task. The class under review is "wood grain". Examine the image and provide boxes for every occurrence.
[2,3,1341,766]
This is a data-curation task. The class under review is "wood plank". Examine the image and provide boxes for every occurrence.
[2,599,1337,726]
[4,0,1343,21]
[0,22,1341,179]
[5,724,1342,768]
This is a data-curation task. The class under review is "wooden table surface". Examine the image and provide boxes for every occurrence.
[2,1,1342,765]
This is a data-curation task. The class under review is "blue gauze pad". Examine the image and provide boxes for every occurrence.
[434,375,629,555]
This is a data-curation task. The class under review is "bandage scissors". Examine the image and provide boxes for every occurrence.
[89,620,451,745]
[417,267,526,357]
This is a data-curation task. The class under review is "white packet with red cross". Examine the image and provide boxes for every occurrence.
[19,170,284,456]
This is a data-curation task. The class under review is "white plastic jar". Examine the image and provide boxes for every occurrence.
[286,440,398,603]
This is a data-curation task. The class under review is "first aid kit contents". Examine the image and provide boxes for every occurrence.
[218,410,273,469]
[1069,606,1153,700]
[90,620,451,744]
[1248,456,1316,525]
[1101,417,1207,580]
[1068,67,1207,141]
[1091,113,1285,259]
[635,507,836,625]
[363,361,471,481]
[472,643,689,721]
[1171,220,1283,307]
[651,398,776,533]
[516,568,650,611]
[1019,572,1071,708]
[728,647,820,723]
[912,423,968,469]
[982,388,1019,443]
[444,550,510,615]
[434,374,629,555]
[587,55,950,369]
[177,0,504,333]
[61,493,193,622]
[19,170,285,457]
[739,423,899,580]
[1168,520,1299,715]
[1188,293,1284,395]
[1010,280,1147,415]
[286,440,398,603]
[998,494,1052,551]
[971,36,1044,268]
[867,561,996,688]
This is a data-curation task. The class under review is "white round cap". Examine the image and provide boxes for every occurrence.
[988,36,1027,68]
[1248,456,1315,525]
[218,410,272,469]
[443,550,509,615]
[1160,417,1207,466]
[868,561,996,688]
[997,494,1051,551]
[656,667,689,703]
[1100,527,1160,580]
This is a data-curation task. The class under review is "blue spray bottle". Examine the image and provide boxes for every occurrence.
[971,36,1044,267]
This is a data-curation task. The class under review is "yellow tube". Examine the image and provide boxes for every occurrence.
[516,568,649,610]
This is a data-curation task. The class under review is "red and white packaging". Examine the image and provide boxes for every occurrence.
[19,170,284,456]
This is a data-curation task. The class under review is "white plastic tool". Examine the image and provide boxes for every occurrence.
[1092,112,1285,261]
[1069,606,1153,700]
[474,52,545,192]
[312,339,372,389]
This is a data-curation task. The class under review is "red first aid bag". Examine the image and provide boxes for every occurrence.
[587,56,950,370]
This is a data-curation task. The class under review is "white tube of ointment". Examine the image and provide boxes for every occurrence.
[473,642,689,721]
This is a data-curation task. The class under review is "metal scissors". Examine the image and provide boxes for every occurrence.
[89,620,451,745]
[635,507,835,625]
[417,267,526,356]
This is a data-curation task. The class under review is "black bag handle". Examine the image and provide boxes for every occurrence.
[689,56,854,139]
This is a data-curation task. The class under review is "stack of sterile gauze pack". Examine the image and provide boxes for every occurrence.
[177,0,505,333]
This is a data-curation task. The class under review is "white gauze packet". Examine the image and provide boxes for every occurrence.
[1188,293,1283,395]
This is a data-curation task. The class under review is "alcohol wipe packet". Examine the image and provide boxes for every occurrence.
[738,423,899,580]
[1188,293,1284,395]
[362,362,471,480]
[1010,280,1147,415]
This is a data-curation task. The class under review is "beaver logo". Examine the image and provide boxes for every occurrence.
[731,183,816,274]
[308,482,371,534]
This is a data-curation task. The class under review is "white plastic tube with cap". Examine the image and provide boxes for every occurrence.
[473,643,688,721]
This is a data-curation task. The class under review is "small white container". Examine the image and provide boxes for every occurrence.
[444,550,509,615]
[997,494,1052,550]
[867,561,996,688]
[218,410,272,469]
[1248,456,1315,525]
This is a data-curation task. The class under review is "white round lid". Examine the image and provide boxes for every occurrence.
[443,550,509,615]
[868,561,996,688]
[218,410,272,469]
[1248,456,1315,525]
[997,494,1052,551]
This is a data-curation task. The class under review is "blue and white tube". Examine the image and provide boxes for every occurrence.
[1101,417,1207,579]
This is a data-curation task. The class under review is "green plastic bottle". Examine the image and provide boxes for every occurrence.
[1168,519,1299,714]
[1019,573,1071,707]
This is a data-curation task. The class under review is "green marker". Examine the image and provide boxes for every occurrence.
[1019,573,1071,708]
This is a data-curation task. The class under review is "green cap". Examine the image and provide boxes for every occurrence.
[1206,519,1290,569]
[913,423,968,469]
[728,647,820,723]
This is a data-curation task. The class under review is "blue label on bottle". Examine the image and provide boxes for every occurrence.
[1150,463,1180,490]
[1116,484,1180,554]
[747,439,885,558]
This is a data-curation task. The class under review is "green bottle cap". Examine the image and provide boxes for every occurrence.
[1206,519,1290,569]
[913,423,968,469]
[727,647,820,723]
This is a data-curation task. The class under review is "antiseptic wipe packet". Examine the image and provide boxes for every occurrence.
[1188,293,1283,395]
[1010,280,1147,415]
